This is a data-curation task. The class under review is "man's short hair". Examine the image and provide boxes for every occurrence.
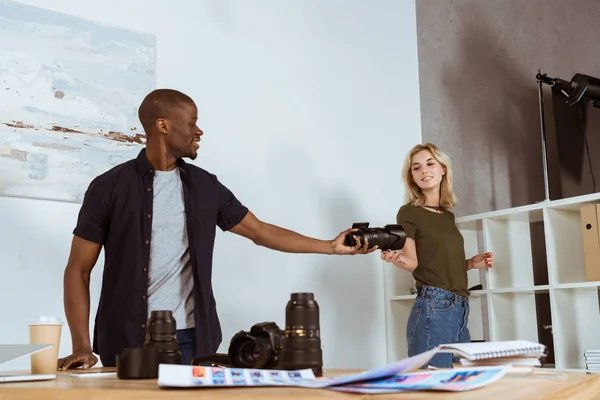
[138,89,195,133]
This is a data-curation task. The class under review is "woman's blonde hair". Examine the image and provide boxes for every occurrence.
[402,143,457,208]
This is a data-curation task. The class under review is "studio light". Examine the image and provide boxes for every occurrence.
[537,71,600,107]
[536,70,600,201]
[566,73,600,107]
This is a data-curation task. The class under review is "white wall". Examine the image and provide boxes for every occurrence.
[0,0,422,371]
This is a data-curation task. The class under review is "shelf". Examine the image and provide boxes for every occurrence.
[545,192,600,212]
[553,281,600,290]
[544,206,595,285]
[454,192,600,224]
[552,286,600,370]
[389,290,486,302]
[389,287,554,300]
[468,296,485,341]
[390,294,415,301]
[488,292,543,342]
[455,203,544,225]
[487,285,550,294]
[482,217,536,289]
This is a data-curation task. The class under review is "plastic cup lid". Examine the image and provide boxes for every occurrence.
[30,316,62,325]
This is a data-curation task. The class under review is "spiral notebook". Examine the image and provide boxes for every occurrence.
[435,340,546,364]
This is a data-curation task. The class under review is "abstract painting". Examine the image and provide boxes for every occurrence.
[0,0,156,202]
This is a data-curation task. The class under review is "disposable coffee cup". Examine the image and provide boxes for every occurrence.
[29,316,62,375]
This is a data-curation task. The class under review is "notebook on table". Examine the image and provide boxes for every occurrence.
[0,344,56,383]
[435,340,547,367]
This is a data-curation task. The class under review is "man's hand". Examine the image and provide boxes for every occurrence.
[330,228,378,255]
[469,252,494,269]
[57,350,98,370]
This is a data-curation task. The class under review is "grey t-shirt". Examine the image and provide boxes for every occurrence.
[147,168,194,329]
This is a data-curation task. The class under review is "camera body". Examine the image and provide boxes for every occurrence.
[344,222,406,251]
[226,293,324,377]
[228,321,285,370]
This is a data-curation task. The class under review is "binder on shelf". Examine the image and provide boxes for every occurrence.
[579,204,600,282]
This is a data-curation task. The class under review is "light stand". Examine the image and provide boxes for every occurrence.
[535,70,600,201]
[536,71,552,202]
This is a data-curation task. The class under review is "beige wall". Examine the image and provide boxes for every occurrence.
[416,0,600,216]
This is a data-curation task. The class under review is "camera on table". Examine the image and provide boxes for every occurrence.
[228,322,284,370]
[193,293,324,376]
[344,222,406,251]
[116,310,182,379]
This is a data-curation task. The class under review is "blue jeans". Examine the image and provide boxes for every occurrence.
[176,328,197,365]
[406,285,471,368]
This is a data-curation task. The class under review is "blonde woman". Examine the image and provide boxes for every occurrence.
[381,143,493,368]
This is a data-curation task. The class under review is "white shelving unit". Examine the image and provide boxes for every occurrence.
[383,191,600,373]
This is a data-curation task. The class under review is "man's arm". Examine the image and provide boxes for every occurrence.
[57,236,102,370]
[229,211,375,255]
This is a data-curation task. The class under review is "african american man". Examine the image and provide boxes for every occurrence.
[56,88,375,370]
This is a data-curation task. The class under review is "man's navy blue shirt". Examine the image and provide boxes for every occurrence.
[73,149,248,367]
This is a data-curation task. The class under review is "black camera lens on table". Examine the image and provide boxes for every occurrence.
[280,292,323,377]
[117,310,182,379]
[225,292,324,377]
[143,310,182,365]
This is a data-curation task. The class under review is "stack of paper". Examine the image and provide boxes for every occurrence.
[584,349,600,370]
[435,340,547,368]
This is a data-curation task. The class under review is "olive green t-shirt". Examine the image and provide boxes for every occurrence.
[396,204,469,297]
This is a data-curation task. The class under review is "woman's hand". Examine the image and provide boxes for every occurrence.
[380,249,417,272]
[381,249,404,264]
[469,252,494,269]
[380,238,418,271]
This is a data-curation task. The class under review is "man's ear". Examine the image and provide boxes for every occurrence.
[155,118,169,135]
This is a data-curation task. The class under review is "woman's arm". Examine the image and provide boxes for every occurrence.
[381,237,418,272]
[466,253,494,270]
[466,257,474,270]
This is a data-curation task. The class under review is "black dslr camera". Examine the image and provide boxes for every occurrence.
[192,293,324,377]
[344,222,406,251]
[228,322,284,370]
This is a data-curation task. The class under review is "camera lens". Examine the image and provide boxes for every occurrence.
[239,341,260,364]
[344,224,406,251]
[229,335,272,369]
[280,292,323,376]
[143,310,182,365]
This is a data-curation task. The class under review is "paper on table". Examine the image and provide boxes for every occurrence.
[157,364,317,388]
[158,348,438,389]
[156,343,521,393]
[157,362,510,394]
[328,366,512,394]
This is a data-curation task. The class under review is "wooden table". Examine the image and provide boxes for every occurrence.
[1,367,599,399]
